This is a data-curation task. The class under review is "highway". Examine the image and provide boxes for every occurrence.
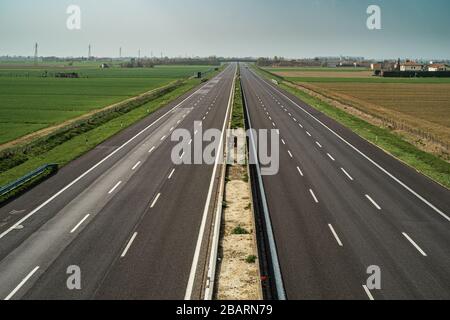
[0,64,236,300]
[240,65,450,300]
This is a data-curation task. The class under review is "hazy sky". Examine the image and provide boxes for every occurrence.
[1,0,449,59]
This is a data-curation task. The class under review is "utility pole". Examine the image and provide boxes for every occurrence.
[119,47,122,59]
[34,42,38,65]
[88,44,92,60]
[138,49,141,60]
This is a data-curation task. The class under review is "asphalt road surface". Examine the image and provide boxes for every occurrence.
[0,64,236,300]
[240,65,450,300]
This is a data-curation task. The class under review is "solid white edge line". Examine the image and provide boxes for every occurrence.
[363,285,375,300]
[309,189,319,203]
[341,168,354,181]
[150,193,161,208]
[402,232,427,256]
[70,214,90,234]
[4,266,40,300]
[108,181,122,194]
[250,69,450,222]
[328,224,343,247]
[365,194,382,210]
[185,66,235,300]
[0,69,229,240]
[121,232,138,258]
[132,161,141,171]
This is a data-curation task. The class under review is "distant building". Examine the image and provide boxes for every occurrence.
[400,61,424,72]
[428,63,449,72]
[371,63,382,71]
[338,61,358,67]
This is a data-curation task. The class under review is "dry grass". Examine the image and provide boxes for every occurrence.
[299,82,450,158]
[315,83,450,127]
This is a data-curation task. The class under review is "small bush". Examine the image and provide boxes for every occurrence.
[245,255,257,264]
[232,225,249,235]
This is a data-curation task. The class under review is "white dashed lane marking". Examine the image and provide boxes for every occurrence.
[108,181,122,194]
[150,193,161,208]
[340,168,354,181]
[328,224,343,247]
[309,189,319,203]
[402,233,427,257]
[365,195,382,210]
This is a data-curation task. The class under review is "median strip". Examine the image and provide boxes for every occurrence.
[215,65,262,300]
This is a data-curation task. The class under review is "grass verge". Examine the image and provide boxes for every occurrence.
[255,66,450,189]
[0,166,57,204]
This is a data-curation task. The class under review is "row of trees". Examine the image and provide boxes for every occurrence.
[121,58,154,68]
[256,56,323,67]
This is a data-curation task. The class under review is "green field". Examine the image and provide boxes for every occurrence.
[0,64,224,191]
[0,65,213,145]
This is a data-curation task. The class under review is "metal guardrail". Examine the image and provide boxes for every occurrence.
[0,164,58,197]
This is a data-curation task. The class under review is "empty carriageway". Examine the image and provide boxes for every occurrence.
[0,64,237,300]
[240,65,450,300]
